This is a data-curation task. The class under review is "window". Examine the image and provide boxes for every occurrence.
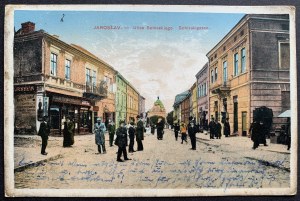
[223,61,228,85]
[215,67,218,81]
[92,70,96,87]
[50,53,57,76]
[211,70,214,83]
[65,59,71,80]
[86,68,91,84]
[234,53,239,76]
[279,42,290,69]
[204,83,206,95]
[241,48,246,73]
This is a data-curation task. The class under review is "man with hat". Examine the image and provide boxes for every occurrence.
[136,115,144,151]
[94,117,107,154]
[38,116,50,155]
[209,117,216,139]
[115,120,131,162]
[107,119,116,147]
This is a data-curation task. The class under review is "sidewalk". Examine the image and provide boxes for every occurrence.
[14,134,95,172]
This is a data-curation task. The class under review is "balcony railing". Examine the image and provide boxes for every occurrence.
[212,80,231,95]
[83,81,108,100]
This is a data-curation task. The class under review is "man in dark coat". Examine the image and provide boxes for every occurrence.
[136,115,144,151]
[107,119,116,147]
[258,121,268,146]
[188,121,197,150]
[249,119,261,149]
[156,118,164,140]
[38,116,50,155]
[128,122,136,153]
[116,121,131,162]
[173,120,180,141]
[208,118,216,139]
[224,118,231,137]
[215,119,222,139]
[63,116,75,147]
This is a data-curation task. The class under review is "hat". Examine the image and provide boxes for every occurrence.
[136,115,140,119]
[97,117,102,121]
[119,120,125,125]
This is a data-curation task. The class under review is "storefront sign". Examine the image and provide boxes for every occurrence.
[52,95,91,106]
[14,85,36,94]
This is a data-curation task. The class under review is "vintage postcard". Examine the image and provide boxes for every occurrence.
[4,4,297,197]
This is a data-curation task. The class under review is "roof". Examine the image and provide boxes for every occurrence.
[154,99,165,109]
[195,62,208,78]
[173,90,190,107]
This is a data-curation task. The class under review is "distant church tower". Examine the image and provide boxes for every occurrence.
[148,96,167,118]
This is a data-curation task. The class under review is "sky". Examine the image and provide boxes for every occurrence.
[15,10,245,112]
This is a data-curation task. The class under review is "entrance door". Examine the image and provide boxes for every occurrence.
[233,96,238,132]
[242,112,247,136]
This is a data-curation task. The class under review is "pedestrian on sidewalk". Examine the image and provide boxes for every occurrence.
[215,119,222,139]
[249,119,260,149]
[173,120,180,141]
[156,118,164,140]
[38,116,50,155]
[128,122,136,153]
[209,117,216,139]
[116,121,131,162]
[180,122,188,144]
[258,121,268,146]
[188,121,197,150]
[107,119,116,147]
[94,117,107,154]
[63,116,75,147]
[224,118,231,137]
[136,115,144,151]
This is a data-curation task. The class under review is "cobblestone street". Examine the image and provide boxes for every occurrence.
[14,129,290,189]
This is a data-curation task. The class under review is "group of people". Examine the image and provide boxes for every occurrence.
[173,117,197,150]
[208,117,230,139]
[38,115,75,155]
[94,115,145,162]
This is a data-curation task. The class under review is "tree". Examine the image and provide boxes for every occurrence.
[167,111,174,126]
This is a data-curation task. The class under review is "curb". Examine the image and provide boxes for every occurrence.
[14,154,63,173]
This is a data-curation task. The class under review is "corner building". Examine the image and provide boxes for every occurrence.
[207,14,290,136]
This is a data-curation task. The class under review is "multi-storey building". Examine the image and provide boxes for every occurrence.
[189,83,198,122]
[173,90,189,122]
[181,92,191,124]
[207,14,290,136]
[14,22,114,135]
[196,63,209,128]
[126,83,139,124]
[115,72,127,128]
[138,95,146,118]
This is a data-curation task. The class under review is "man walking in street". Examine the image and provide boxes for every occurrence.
[173,120,180,141]
[136,115,144,151]
[94,117,107,154]
[224,118,231,137]
[156,118,164,140]
[128,122,136,153]
[115,121,131,162]
[180,121,188,144]
[107,119,116,147]
[188,121,197,150]
[249,119,260,149]
[63,115,75,147]
[209,117,216,139]
[38,116,50,155]
[215,119,222,139]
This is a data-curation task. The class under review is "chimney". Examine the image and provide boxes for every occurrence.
[21,22,35,34]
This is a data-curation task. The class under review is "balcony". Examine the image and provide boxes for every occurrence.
[83,81,108,100]
[211,81,231,97]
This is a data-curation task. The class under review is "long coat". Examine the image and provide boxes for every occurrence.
[156,121,164,136]
[63,121,75,146]
[38,121,50,138]
[128,126,135,140]
[224,121,231,136]
[136,120,144,141]
[94,122,106,145]
[107,123,116,136]
[116,127,128,147]
[215,122,222,137]
[188,125,197,138]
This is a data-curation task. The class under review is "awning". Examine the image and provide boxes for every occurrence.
[277,110,290,118]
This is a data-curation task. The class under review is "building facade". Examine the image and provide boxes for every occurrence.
[148,97,167,118]
[189,83,198,122]
[207,14,290,136]
[14,22,111,135]
[173,90,189,122]
[196,63,209,128]
[115,72,127,128]
[126,84,139,124]
[181,92,191,124]
[138,95,146,117]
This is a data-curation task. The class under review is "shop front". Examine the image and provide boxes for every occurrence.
[47,92,93,135]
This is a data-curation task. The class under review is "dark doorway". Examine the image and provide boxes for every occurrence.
[233,96,238,132]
